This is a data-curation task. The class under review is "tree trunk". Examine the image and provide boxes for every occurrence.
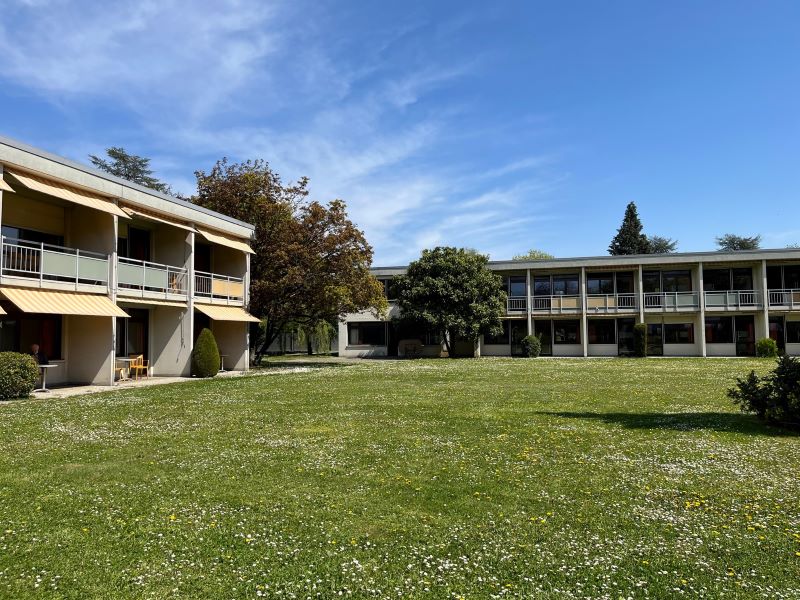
[306,338,313,356]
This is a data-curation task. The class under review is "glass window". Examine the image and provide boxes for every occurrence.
[587,319,615,344]
[664,323,695,344]
[786,321,800,344]
[662,270,692,292]
[767,266,783,289]
[484,320,510,345]
[703,269,730,291]
[705,316,733,344]
[1,225,64,248]
[731,268,753,291]
[377,278,399,300]
[508,276,526,297]
[553,320,580,344]
[347,322,386,346]
[646,324,663,356]
[615,272,635,294]
[533,277,551,296]
[642,271,661,293]
[0,313,63,360]
[785,266,800,289]
[552,275,579,296]
[587,273,614,295]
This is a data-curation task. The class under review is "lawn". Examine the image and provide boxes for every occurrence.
[0,358,798,598]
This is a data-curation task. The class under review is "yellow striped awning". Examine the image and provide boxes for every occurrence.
[6,169,129,220]
[1,288,129,317]
[196,226,254,254]
[0,305,6,315]
[0,176,13,193]
[194,304,259,322]
[122,206,195,232]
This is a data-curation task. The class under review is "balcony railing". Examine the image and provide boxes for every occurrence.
[507,296,527,312]
[531,294,581,313]
[0,236,108,288]
[586,293,637,313]
[768,289,800,309]
[704,290,761,310]
[195,271,245,304]
[117,257,188,298]
[644,291,700,311]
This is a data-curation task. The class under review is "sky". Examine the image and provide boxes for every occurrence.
[0,0,799,265]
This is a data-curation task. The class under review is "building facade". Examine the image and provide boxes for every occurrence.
[0,135,258,386]
[339,250,800,358]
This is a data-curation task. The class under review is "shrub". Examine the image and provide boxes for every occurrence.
[0,352,40,400]
[520,334,542,358]
[727,355,800,424]
[633,323,647,357]
[192,328,220,378]
[756,337,779,358]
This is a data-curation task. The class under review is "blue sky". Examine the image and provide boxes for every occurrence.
[1,1,799,265]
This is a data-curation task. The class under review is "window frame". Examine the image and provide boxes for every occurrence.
[663,323,695,344]
[587,318,616,344]
[553,319,580,345]
[347,322,387,346]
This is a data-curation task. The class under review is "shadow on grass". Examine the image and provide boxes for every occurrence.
[534,411,798,437]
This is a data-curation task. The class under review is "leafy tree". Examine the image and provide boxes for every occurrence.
[89,147,173,194]
[716,233,761,251]
[513,248,554,260]
[646,235,678,254]
[608,202,650,255]
[192,159,386,362]
[394,247,506,358]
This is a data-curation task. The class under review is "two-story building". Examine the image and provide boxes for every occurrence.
[339,249,800,358]
[0,135,258,386]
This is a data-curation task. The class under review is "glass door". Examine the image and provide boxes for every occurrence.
[646,323,663,356]
[617,318,635,356]
[510,321,527,356]
[769,316,785,353]
[534,320,552,356]
[734,315,755,356]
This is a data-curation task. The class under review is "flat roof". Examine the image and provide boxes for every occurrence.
[0,134,254,233]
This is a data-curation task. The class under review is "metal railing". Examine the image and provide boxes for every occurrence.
[507,296,527,312]
[768,289,800,309]
[117,257,188,297]
[704,290,761,310]
[0,236,109,288]
[194,270,245,304]
[644,291,700,311]
[586,293,637,312]
[531,294,581,313]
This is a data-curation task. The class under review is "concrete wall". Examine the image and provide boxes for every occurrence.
[706,343,736,357]
[65,315,114,384]
[152,224,191,269]
[213,245,247,279]
[482,344,511,357]
[150,306,191,376]
[212,320,248,370]
[68,205,116,255]
[588,344,617,357]
[553,344,583,357]
[3,192,65,235]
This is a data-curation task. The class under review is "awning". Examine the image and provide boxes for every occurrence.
[196,226,254,254]
[194,304,260,322]
[1,288,129,317]
[6,169,130,220]
[122,206,195,232]
[119,297,187,308]
[0,176,13,193]
[0,305,6,315]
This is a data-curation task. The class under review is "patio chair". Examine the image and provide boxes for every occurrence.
[129,354,150,380]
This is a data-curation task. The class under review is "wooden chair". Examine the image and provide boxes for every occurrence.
[129,354,150,380]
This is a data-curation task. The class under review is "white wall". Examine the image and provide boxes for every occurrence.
[212,320,248,370]
[553,344,583,357]
[65,315,114,384]
[786,343,800,356]
[588,344,617,357]
[706,343,736,357]
[150,306,191,376]
[482,344,511,357]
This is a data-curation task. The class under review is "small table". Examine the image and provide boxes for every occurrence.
[219,355,228,373]
[115,358,136,382]
[34,364,59,393]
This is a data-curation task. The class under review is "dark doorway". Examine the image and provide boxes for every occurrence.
[510,321,527,356]
[769,316,785,352]
[194,311,211,342]
[128,227,151,261]
[646,323,663,356]
[387,322,399,357]
[734,315,756,356]
[534,320,552,356]
[617,318,636,356]
[195,243,212,273]
[122,308,149,359]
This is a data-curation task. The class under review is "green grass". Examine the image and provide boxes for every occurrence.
[0,358,798,598]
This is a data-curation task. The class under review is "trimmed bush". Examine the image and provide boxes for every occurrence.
[192,328,220,378]
[633,323,647,357]
[520,334,542,358]
[756,337,779,358]
[0,352,40,400]
[727,355,800,425]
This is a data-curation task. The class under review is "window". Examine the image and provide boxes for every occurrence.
[1,225,64,247]
[552,275,579,296]
[785,266,800,289]
[664,323,695,344]
[615,272,635,294]
[647,324,663,356]
[786,321,800,344]
[508,276,526,297]
[703,269,731,291]
[0,313,63,360]
[588,319,615,344]
[642,271,661,293]
[553,320,580,344]
[705,316,733,344]
[347,322,386,346]
[767,266,783,290]
[587,273,614,295]
[731,268,753,291]
[662,270,692,292]
[484,320,510,345]
[533,277,551,296]
[377,278,399,300]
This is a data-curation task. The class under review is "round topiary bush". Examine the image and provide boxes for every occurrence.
[0,352,40,400]
[756,337,779,358]
[520,334,542,358]
[192,328,220,378]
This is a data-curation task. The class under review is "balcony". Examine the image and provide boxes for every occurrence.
[117,257,188,300]
[0,236,109,290]
[644,292,700,312]
[531,294,581,314]
[194,271,245,304]
[704,290,762,311]
[507,296,527,313]
[768,289,800,310]
[586,293,637,313]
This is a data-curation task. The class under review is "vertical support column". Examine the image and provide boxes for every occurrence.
[525,268,532,336]
[580,266,588,357]
[0,165,5,278]
[108,212,119,386]
[638,264,644,323]
[760,259,770,341]
[187,229,196,360]
[698,262,707,357]
[244,251,251,370]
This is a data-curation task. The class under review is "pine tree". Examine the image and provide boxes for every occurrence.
[89,147,173,194]
[609,202,650,255]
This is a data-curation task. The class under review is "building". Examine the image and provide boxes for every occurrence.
[339,249,800,358]
[0,135,259,386]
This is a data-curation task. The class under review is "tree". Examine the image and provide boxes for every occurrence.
[394,247,506,358]
[513,248,554,260]
[608,202,650,255]
[89,147,173,194]
[716,233,761,251]
[646,235,678,254]
[192,159,386,361]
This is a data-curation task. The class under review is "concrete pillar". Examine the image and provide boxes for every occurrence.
[245,251,251,369]
[758,259,769,340]
[580,266,588,357]
[638,264,644,323]
[698,262,707,357]
[187,229,196,357]
[525,268,532,336]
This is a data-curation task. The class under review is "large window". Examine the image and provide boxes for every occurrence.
[1,225,64,247]
[664,323,695,344]
[616,272,635,294]
[705,316,733,344]
[377,278,399,301]
[587,273,614,295]
[533,277,551,296]
[642,271,661,293]
[703,268,753,291]
[508,276,526,297]
[347,322,386,346]
[484,320,510,345]
[732,268,753,290]
[552,275,579,296]
[587,319,615,344]
[662,270,692,292]
[0,313,63,360]
[786,321,800,344]
[769,265,800,289]
[553,320,580,344]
